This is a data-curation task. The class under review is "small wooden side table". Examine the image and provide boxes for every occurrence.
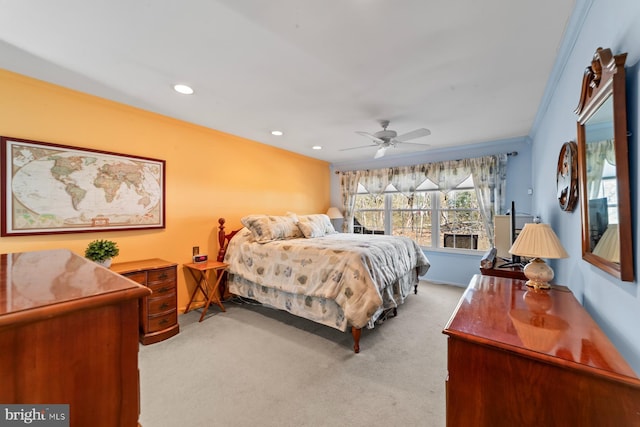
[184,260,228,322]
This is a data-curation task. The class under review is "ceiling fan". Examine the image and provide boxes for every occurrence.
[342,120,431,159]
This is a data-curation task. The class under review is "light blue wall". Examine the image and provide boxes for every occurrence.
[415,251,482,287]
[530,0,640,373]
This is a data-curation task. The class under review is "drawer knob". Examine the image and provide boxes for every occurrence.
[159,273,168,280]
[160,303,169,310]
[159,318,169,325]
[158,286,171,293]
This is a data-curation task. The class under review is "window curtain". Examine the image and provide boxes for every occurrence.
[425,159,473,193]
[338,154,508,241]
[390,164,429,196]
[357,168,392,196]
[469,154,508,245]
[339,170,361,232]
[586,139,615,199]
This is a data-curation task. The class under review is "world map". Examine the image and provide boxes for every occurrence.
[8,141,163,233]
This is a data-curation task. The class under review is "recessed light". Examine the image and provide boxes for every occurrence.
[312,145,322,150]
[271,130,284,136]
[173,84,194,95]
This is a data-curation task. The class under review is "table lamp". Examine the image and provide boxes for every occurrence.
[592,224,620,263]
[326,207,344,219]
[509,223,568,290]
[326,207,344,232]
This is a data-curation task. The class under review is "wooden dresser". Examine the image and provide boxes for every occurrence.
[443,274,640,426]
[0,249,150,427]
[112,258,179,345]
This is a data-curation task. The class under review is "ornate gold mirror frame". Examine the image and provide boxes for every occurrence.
[575,47,634,281]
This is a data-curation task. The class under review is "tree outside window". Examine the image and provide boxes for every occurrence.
[354,179,490,251]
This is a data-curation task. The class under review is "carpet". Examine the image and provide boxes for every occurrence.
[139,281,465,427]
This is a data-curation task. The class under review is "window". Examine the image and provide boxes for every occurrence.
[599,161,618,224]
[354,177,490,251]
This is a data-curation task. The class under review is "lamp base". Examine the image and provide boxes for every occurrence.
[525,279,551,290]
[522,258,553,290]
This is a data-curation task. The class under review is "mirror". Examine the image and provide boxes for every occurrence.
[576,47,634,281]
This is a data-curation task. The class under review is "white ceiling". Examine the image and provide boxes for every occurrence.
[0,0,575,164]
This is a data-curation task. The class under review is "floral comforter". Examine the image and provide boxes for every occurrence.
[224,229,430,329]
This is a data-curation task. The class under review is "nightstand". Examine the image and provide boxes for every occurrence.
[112,259,180,344]
[184,260,228,322]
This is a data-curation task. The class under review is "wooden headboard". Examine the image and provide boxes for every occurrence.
[217,218,241,262]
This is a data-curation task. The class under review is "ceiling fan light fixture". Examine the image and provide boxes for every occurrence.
[374,146,387,159]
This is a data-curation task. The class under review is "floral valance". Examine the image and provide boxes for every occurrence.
[349,155,507,196]
[338,154,508,242]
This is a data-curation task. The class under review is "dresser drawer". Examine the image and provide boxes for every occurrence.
[148,310,177,333]
[147,267,176,284]
[123,271,147,285]
[148,280,175,296]
[147,293,177,315]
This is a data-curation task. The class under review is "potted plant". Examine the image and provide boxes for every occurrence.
[85,239,120,268]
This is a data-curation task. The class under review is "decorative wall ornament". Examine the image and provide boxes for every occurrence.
[1,136,165,236]
[556,141,579,211]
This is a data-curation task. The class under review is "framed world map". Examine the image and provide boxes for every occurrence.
[1,136,165,236]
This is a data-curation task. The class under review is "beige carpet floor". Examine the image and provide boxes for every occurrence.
[138,281,464,427]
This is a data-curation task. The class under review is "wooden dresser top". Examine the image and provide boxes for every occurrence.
[0,249,150,327]
[444,274,640,385]
[111,258,176,275]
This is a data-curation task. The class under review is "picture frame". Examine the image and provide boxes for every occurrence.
[1,136,165,236]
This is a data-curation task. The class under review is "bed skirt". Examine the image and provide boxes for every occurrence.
[227,267,420,332]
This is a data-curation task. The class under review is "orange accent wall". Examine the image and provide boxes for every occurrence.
[0,69,330,311]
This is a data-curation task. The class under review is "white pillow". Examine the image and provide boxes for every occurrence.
[296,214,337,238]
[240,214,303,243]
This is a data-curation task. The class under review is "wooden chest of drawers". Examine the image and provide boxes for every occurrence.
[1,249,150,426]
[112,259,180,345]
[443,274,640,426]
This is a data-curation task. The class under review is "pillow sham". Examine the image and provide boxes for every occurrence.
[241,214,303,243]
[296,214,337,238]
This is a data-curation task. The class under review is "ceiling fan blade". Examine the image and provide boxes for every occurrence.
[393,141,431,148]
[395,128,431,142]
[339,144,380,152]
[374,146,387,159]
[355,131,385,143]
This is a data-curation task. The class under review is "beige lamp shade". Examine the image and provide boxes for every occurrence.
[509,223,568,259]
[592,224,620,263]
[326,207,344,219]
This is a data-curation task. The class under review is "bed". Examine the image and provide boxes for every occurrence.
[216,214,430,352]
